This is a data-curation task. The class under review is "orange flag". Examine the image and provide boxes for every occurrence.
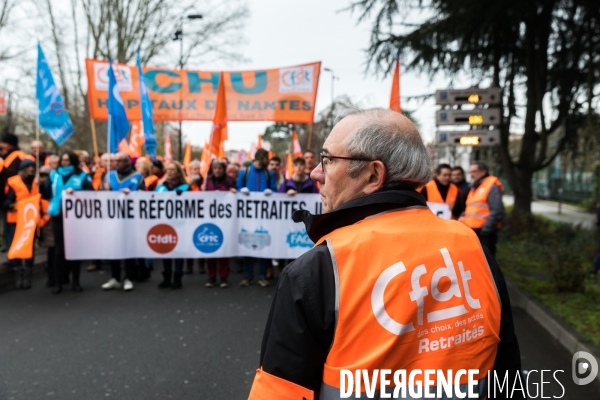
[128,121,145,157]
[200,141,211,178]
[292,129,302,158]
[390,51,401,113]
[268,150,274,160]
[209,72,228,156]
[257,135,262,149]
[164,133,172,163]
[118,138,130,154]
[218,143,226,159]
[246,142,256,160]
[183,139,192,173]
[285,153,293,180]
[8,194,41,260]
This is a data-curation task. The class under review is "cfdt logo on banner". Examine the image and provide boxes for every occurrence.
[279,66,314,93]
[147,224,178,254]
[94,63,133,91]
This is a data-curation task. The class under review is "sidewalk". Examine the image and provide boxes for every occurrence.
[504,195,596,229]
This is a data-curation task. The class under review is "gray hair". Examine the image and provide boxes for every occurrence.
[189,160,201,169]
[341,108,432,189]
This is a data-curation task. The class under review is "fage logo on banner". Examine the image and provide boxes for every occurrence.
[147,224,178,254]
[193,223,224,253]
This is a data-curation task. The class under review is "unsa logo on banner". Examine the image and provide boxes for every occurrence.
[239,227,271,250]
[279,66,313,93]
[94,62,133,91]
[147,224,178,254]
[193,223,224,253]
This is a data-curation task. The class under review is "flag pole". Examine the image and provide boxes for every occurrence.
[35,100,40,181]
[307,123,314,150]
[106,115,111,189]
[90,117,99,163]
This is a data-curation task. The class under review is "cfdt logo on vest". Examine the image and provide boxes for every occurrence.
[147,224,178,254]
[193,223,223,253]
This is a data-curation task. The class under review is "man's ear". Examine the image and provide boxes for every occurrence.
[363,161,386,194]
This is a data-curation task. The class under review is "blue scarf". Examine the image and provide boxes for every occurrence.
[57,165,74,176]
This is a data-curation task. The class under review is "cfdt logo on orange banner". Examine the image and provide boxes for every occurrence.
[147,224,178,254]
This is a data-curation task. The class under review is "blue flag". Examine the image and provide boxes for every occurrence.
[107,60,130,153]
[136,50,156,159]
[35,43,74,146]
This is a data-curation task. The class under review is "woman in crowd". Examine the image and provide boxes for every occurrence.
[135,158,152,181]
[45,151,93,294]
[155,161,189,289]
[184,160,204,274]
[204,160,237,288]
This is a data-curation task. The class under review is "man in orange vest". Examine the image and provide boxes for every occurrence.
[2,159,38,289]
[248,109,522,400]
[420,163,465,219]
[463,161,505,257]
[0,133,34,263]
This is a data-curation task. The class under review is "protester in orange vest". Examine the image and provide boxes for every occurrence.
[451,166,471,198]
[0,133,34,268]
[137,159,165,191]
[419,163,465,219]
[248,109,521,400]
[2,159,38,289]
[462,161,505,257]
[91,153,111,191]
[187,160,203,192]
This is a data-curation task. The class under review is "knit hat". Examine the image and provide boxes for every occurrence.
[19,159,35,171]
[1,133,18,147]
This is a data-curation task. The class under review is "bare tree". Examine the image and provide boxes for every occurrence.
[0,0,19,62]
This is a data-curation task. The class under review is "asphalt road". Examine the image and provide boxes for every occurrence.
[503,195,595,229]
[1,266,599,400]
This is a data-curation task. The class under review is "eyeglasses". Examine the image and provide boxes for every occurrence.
[319,152,374,172]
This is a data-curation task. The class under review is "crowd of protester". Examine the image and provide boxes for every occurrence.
[0,133,321,294]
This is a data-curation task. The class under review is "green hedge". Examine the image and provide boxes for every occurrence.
[497,209,600,347]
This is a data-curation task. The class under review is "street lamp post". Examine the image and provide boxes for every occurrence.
[173,13,203,161]
[323,67,339,128]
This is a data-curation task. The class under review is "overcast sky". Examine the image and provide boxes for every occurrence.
[182,0,457,151]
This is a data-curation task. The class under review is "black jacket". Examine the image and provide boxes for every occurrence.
[259,190,522,399]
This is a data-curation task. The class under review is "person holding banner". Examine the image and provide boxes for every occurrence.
[102,153,143,292]
[187,160,203,192]
[156,161,190,290]
[204,160,237,288]
[268,157,285,189]
[419,163,465,220]
[3,159,39,289]
[46,152,93,294]
[138,159,165,192]
[237,149,277,288]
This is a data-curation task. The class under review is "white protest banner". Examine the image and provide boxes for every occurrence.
[426,202,452,220]
[63,191,323,260]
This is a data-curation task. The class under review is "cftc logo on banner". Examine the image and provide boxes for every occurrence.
[94,62,133,91]
[193,223,224,253]
[279,66,314,93]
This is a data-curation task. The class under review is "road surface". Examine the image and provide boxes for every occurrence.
[0,268,598,399]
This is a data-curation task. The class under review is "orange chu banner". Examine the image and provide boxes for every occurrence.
[86,59,321,123]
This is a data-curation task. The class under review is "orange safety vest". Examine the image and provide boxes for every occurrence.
[6,175,39,224]
[463,176,504,229]
[249,208,502,399]
[423,180,459,208]
[144,175,159,191]
[92,168,106,191]
[39,198,51,228]
[0,150,35,175]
